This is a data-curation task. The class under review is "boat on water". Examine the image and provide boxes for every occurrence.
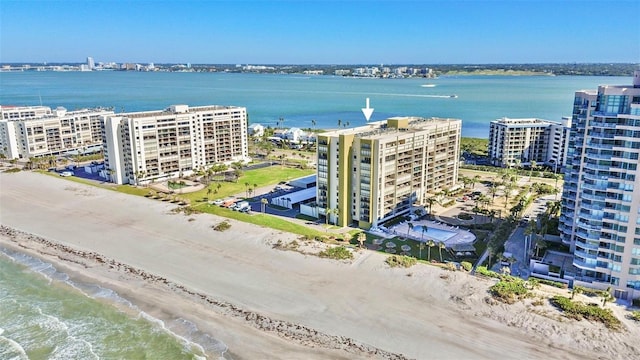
[450,94,458,98]
[421,84,436,87]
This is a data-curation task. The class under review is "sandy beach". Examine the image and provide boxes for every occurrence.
[1,171,639,360]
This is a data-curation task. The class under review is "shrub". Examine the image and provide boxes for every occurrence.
[538,279,568,289]
[457,213,473,220]
[550,295,622,330]
[460,261,473,272]
[476,266,502,279]
[474,223,496,231]
[212,220,231,231]
[630,311,640,322]
[319,246,353,260]
[3,168,21,173]
[539,279,569,289]
[489,278,530,304]
[386,255,417,268]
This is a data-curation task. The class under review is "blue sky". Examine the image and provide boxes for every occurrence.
[1,0,638,64]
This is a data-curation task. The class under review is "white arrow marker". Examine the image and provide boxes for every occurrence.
[361,97,374,122]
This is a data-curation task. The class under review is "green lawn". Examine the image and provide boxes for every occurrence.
[181,166,314,203]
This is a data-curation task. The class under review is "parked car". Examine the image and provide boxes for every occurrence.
[211,199,223,206]
[234,201,250,212]
[222,198,237,208]
[60,171,73,177]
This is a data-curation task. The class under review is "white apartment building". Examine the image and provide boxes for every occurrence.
[317,117,461,228]
[0,105,113,159]
[488,117,571,170]
[560,71,640,300]
[103,104,249,185]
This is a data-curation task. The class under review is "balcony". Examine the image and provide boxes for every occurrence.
[575,240,600,250]
[574,249,598,260]
[573,258,596,269]
[581,192,606,202]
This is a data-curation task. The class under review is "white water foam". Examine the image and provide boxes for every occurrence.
[0,329,29,360]
[138,311,215,358]
[1,247,228,359]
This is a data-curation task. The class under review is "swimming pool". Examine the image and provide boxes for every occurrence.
[412,226,457,242]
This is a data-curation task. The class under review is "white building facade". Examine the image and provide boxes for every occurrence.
[488,117,571,169]
[0,105,113,159]
[103,104,249,185]
[560,71,640,300]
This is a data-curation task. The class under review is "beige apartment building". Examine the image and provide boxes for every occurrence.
[0,105,113,159]
[316,117,461,228]
[488,117,571,170]
[103,104,249,185]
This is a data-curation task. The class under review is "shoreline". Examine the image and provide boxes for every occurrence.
[1,171,639,359]
[0,226,400,360]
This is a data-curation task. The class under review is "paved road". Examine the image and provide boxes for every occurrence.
[501,194,558,277]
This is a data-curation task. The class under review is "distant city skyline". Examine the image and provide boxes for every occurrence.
[1,0,638,65]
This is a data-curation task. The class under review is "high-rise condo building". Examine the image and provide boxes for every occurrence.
[87,57,95,70]
[316,117,461,228]
[0,105,113,159]
[488,117,571,170]
[103,104,249,185]
[560,70,640,300]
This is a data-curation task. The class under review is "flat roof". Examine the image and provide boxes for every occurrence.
[271,187,317,207]
[289,174,316,187]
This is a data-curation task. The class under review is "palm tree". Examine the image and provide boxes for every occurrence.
[529,160,537,180]
[534,239,547,258]
[601,287,615,307]
[488,209,497,223]
[426,239,436,261]
[311,119,316,132]
[244,182,250,198]
[503,182,516,207]
[487,182,499,201]
[487,246,494,269]
[437,241,446,262]
[343,232,352,244]
[418,242,425,260]
[571,285,585,299]
[407,222,414,239]
[524,220,537,261]
[421,225,428,242]
[325,208,339,227]
[357,233,366,248]
[459,175,469,189]
[337,119,342,128]
[426,197,436,216]
[260,198,268,213]
[471,175,481,189]
[553,173,561,200]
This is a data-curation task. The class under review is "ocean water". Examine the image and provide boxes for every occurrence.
[0,71,631,137]
[0,248,227,360]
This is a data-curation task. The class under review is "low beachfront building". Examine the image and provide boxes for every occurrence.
[248,123,264,138]
[103,104,249,185]
[0,105,113,159]
[316,116,461,228]
[488,117,571,170]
